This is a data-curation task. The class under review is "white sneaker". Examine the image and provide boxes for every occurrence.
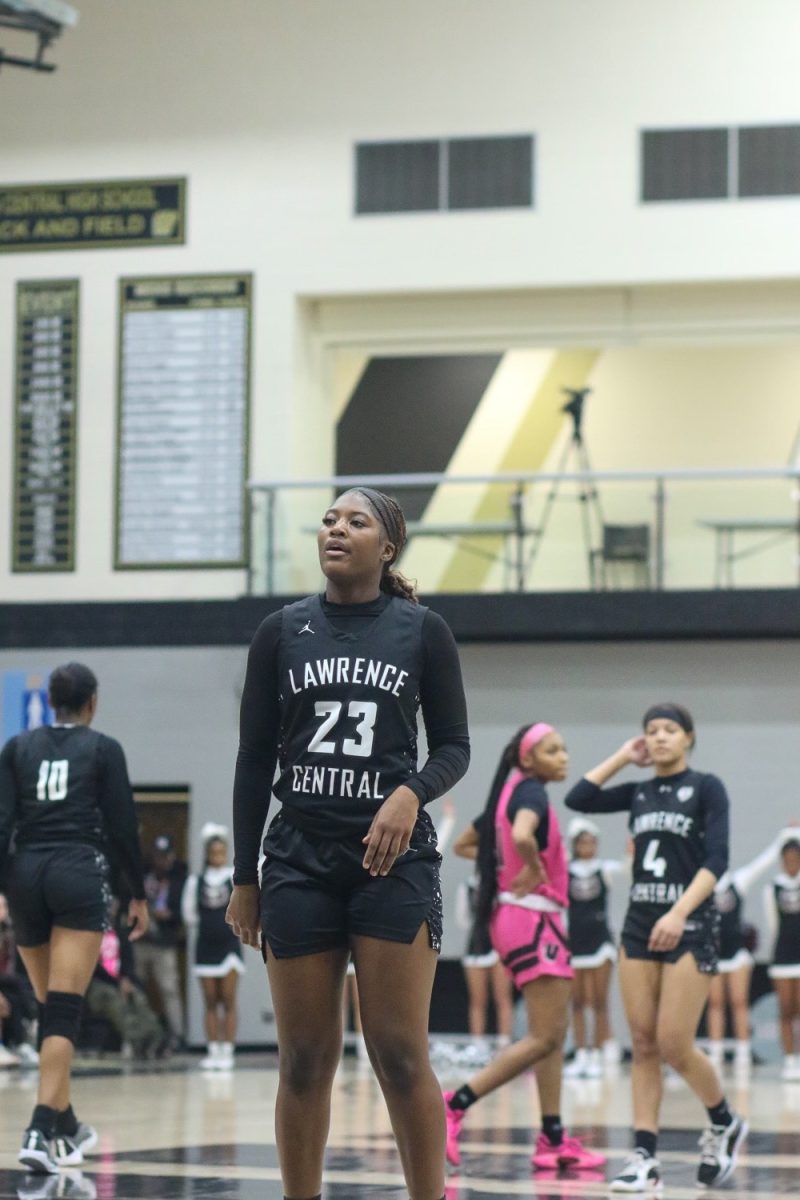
[706,1041,724,1071]
[564,1047,589,1077]
[0,1041,20,1068]
[696,1114,748,1188]
[585,1048,603,1077]
[200,1042,220,1070]
[15,1043,40,1068]
[609,1148,663,1192]
[781,1054,800,1081]
[603,1038,622,1066]
[216,1041,234,1070]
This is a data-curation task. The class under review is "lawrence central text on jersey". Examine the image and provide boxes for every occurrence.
[275,596,424,834]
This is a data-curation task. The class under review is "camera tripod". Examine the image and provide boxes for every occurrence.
[524,388,604,588]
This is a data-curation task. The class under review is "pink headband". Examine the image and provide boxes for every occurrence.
[519,722,554,757]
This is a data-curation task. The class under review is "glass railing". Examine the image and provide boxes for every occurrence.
[246,468,800,596]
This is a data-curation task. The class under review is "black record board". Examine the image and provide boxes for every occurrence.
[12,279,79,572]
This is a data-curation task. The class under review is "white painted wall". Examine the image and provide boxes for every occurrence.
[3,0,800,600]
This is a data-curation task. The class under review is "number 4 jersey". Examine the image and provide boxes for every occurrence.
[565,768,730,931]
[273,594,428,838]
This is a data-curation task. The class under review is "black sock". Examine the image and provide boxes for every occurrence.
[542,1114,564,1145]
[447,1084,478,1111]
[706,1098,733,1127]
[635,1129,657,1158]
[55,1105,79,1137]
[30,1105,56,1139]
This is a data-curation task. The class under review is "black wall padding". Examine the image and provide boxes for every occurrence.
[335,354,501,520]
[2,591,799,649]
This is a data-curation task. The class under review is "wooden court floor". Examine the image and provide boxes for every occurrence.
[1,1054,799,1198]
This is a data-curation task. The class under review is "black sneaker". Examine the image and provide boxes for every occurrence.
[697,1114,748,1188]
[609,1148,663,1192]
[51,1134,84,1167]
[17,1130,58,1175]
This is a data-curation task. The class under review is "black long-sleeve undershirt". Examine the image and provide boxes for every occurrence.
[565,773,729,879]
[232,596,470,885]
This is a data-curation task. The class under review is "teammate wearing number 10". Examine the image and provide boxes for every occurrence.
[565,703,747,1193]
[225,488,469,1200]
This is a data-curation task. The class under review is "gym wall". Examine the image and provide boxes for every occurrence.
[2,639,797,1043]
[3,1,800,602]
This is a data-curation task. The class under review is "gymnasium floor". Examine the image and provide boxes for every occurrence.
[0,1054,798,1198]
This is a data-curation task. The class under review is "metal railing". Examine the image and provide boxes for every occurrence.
[247,466,800,596]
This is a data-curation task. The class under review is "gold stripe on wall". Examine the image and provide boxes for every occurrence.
[433,348,599,591]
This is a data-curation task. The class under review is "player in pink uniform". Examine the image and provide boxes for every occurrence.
[443,722,606,1173]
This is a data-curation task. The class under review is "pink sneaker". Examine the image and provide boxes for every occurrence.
[531,1132,565,1169]
[531,1132,607,1170]
[558,1134,607,1169]
[442,1092,465,1167]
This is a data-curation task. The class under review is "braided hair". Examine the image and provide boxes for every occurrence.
[353,487,418,603]
[473,724,534,928]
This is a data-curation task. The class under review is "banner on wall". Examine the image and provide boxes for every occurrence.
[2,672,52,742]
[0,178,186,252]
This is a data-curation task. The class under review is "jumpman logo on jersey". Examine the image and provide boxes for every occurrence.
[298,620,315,635]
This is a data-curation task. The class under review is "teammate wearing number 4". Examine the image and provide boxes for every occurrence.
[0,663,149,1175]
[566,703,747,1193]
[225,488,469,1200]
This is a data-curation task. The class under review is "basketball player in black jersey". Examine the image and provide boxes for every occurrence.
[0,663,149,1175]
[225,488,469,1200]
[566,703,746,1193]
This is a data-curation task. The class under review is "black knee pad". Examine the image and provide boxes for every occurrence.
[41,991,83,1044]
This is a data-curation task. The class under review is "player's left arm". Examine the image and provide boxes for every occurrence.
[363,612,469,877]
[649,774,729,952]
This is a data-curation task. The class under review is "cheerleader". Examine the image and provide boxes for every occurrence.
[707,830,787,1073]
[182,824,244,1070]
[765,833,800,1081]
[564,817,622,1077]
[453,810,514,1063]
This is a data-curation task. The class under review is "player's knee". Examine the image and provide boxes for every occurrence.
[629,1025,658,1061]
[367,1035,424,1094]
[657,1029,691,1070]
[41,990,83,1045]
[281,1040,338,1093]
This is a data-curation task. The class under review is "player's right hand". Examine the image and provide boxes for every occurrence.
[127,898,150,942]
[226,884,261,949]
[621,736,651,766]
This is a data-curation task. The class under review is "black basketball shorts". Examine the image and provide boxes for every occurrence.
[260,813,443,959]
[621,903,719,975]
[6,844,112,947]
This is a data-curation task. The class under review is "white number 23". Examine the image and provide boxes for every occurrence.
[307,701,377,758]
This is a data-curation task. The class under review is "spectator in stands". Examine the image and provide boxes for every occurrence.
[85,898,165,1059]
[133,835,188,1048]
[0,892,38,1068]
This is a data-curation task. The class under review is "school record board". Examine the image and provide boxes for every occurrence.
[115,274,252,569]
[12,279,79,572]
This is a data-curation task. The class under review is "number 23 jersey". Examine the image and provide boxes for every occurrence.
[273,594,428,838]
